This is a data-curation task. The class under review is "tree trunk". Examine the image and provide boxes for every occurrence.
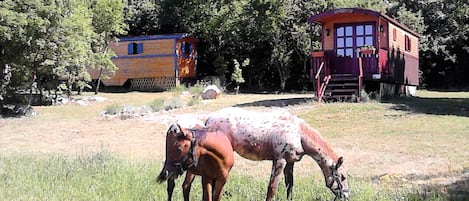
[95,67,103,95]
[94,46,110,95]
[276,64,286,92]
[28,69,37,107]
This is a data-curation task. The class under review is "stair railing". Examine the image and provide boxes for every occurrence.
[319,75,331,102]
[315,61,331,102]
[315,62,324,101]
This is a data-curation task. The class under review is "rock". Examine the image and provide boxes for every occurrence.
[200,85,221,100]
[91,96,107,102]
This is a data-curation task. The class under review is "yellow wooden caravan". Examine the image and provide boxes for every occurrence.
[88,33,198,90]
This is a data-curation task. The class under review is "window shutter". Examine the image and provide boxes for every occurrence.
[128,43,134,54]
[137,43,143,54]
[405,35,411,51]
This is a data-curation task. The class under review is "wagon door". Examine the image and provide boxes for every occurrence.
[334,23,375,75]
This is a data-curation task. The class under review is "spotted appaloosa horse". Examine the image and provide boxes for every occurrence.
[205,107,350,201]
[157,118,234,201]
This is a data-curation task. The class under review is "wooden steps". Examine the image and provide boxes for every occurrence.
[323,74,360,101]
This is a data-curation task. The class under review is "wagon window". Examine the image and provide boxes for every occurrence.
[393,28,397,41]
[345,26,353,36]
[355,24,374,57]
[405,35,411,52]
[336,25,354,57]
[356,25,364,35]
[337,27,344,37]
[128,43,143,55]
[181,42,192,54]
[365,25,373,35]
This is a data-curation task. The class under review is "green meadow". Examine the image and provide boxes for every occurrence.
[1,90,468,200]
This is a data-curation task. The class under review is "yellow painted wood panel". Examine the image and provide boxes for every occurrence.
[88,36,198,86]
[89,57,176,86]
[110,39,175,56]
[113,57,175,77]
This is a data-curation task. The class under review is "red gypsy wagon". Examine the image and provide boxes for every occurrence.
[309,8,419,101]
[88,33,198,90]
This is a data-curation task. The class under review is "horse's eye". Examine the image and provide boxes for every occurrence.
[341,174,346,181]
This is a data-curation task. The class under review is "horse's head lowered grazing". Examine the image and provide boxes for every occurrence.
[298,118,349,201]
[327,156,349,201]
[205,107,350,201]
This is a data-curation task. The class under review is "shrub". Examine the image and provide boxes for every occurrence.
[188,84,204,95]
[187,96,201,106]
[104,103,121,115]
[163,96,183,110]
[148,98,164,112]
[169,85,186,95]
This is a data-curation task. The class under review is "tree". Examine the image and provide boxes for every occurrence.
[418,0,469,88]
[231,59,248,94]
[54,0,95,97]
[389,0,469,88]
[90,0,127,94]
[0,0,67,106]
[0,1,27,107]
[125,0,161,36]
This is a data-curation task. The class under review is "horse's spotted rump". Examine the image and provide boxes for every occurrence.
[206,107,304,162]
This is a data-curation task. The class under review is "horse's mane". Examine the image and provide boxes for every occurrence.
[296,117,338,161]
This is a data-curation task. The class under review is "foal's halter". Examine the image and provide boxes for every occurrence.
[331,170,349,201]
[180,130,199,169]
[172,128,199,174]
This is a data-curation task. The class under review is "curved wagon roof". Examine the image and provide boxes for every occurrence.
[309,8,419,37]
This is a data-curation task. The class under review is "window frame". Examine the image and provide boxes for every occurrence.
[404,35,411,52]
[335,22,375,58]
[127,42,144,55]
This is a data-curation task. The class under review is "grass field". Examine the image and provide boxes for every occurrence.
[1,90,468,200]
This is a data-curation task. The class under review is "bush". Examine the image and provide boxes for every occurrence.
[104,103,121,115]
[148,98,164,112]
[187,96,201,106]
[169,85,186,95]
[163,96,183,110]
[188,84,204,95]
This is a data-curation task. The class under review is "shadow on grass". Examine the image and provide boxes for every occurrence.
[446,175,469,201]
[383,96,469,117]
[406,174,469,201]
[233,97,315,107]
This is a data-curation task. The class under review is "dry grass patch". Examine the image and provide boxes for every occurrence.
[1,90,468,200]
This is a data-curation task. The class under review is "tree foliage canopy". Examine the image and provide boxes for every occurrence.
[1,0,468,102]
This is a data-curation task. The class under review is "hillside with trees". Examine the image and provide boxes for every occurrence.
[1,0,468,107]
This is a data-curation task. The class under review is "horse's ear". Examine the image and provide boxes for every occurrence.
[336,157,344,170]
[168,123,182,136]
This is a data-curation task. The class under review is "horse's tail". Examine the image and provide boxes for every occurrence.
[156,167,167,183]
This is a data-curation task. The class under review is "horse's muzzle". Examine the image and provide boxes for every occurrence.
[333,189,349,201]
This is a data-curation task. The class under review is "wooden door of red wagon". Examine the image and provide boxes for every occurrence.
[333,23,377,75]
